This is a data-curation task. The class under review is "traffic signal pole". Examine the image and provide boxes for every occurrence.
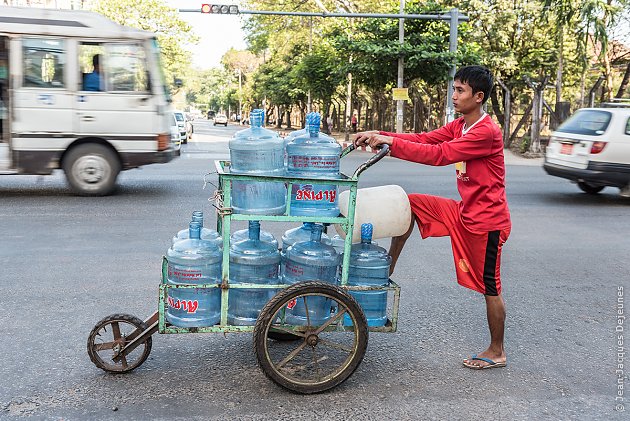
[184,6,469,131]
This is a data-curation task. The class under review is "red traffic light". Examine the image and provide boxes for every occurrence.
[201,4,211,13]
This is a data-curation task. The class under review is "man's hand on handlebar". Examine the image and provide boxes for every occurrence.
[353,131,394,149]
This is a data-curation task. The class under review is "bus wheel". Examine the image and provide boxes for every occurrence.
[63,144,120,196]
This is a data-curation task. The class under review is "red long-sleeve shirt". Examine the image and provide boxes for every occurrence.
[380,115,511,233]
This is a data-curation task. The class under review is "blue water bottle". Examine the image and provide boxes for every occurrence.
[286,112,341,217]
[229,109,286,215]
[230,222,278,250]
[228,221,281,325]
[343,223,391,327]
[282,224,340,326]
[166,222,222,327]
[280,222,331,276]
[281,112,317,165]
[172,210,222,249]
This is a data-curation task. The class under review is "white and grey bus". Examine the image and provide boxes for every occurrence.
[0,6,178,195]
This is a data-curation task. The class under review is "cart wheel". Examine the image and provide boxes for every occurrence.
[253,282,368,394]
[87,313,152,373]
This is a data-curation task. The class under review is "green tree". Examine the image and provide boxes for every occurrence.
[91,0,198,93]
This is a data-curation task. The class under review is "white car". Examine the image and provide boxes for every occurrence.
[543,106,630,195]
[173,111,187,144]
[213,114,228,126]
[170,113,181,153]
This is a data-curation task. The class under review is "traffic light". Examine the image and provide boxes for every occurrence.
[200,4,239,14]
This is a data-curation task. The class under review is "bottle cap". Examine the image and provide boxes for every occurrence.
[361,223,373,243]
[307,113,321,136]
[250,109,264,127]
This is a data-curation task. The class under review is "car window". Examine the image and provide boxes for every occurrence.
[107,44,148,92]
[23,38,66,88]
[625,118,630,135]
[174,113,184,122]
[556,110,611,136]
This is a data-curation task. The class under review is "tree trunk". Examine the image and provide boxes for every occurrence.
[275,105,282,129]
[616,62,630,98]
[556,26,564,104]
[490,85,505,128]
[285,107,292,129]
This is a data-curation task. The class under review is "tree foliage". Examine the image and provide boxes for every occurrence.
[91,0,198,93]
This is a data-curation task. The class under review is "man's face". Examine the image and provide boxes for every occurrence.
[452,80,484,114]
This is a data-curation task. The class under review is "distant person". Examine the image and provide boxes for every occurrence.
[326,115,333,134]
[351,114,357,132]
[84,54,103,92]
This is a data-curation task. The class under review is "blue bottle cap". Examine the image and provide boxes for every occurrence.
[307,113,321,136]
[361,223,373,243]
[250,109,263,127]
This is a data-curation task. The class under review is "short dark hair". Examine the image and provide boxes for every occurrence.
[454,65,493,104]
[92,54,100,67]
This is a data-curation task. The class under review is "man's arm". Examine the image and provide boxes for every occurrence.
[389,126,495,166]
[379,122,456,144]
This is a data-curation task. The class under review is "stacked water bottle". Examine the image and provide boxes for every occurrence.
[165,109,390,328]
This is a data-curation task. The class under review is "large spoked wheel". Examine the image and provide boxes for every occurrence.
[253,282,368,394]
[62,143,120,196]
[87,313,152,373]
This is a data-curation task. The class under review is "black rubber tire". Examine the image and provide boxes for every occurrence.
[182,138,187,144]
[577,181,605,194]
[253,281,368,394]
[62,143,120,196]
[87,313,152,373]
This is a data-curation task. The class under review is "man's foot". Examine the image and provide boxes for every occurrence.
[463,351,507,370]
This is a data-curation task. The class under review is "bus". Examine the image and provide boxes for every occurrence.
[0,6,179,195]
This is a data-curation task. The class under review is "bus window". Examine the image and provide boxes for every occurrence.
[23,38,65,88]
[79,43,105,91]
[107,44,148,92]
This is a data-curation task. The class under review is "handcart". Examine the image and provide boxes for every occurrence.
[87,144,401,394]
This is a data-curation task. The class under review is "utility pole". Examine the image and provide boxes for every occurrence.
[445,8,459,123]
[308,16,313,113]
[395,0,405,133]
[238,68,242,122]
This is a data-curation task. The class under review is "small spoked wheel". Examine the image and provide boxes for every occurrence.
[253,282,368,394]
[87,313,152,373]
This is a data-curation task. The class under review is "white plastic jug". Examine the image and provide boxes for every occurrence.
[335,185,411,242]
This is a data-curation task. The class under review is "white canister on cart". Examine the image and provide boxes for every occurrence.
[335,185,411,242]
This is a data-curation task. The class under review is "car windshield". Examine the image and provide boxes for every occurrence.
[174,113,184,122]
[556,110,612,136]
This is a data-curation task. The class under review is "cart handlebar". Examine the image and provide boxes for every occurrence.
[340,143,390,179]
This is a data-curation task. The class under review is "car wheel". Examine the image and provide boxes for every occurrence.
[182,139,187,144]
[63,143,120,196]
[577,182,604,194]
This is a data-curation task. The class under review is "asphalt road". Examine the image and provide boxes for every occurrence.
[0,120,628,420]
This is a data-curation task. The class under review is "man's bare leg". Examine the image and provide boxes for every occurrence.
[388,218,415,276]
[463,294,507,368]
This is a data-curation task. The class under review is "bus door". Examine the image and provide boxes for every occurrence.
[76,42,155,146]
[11,37,74,173]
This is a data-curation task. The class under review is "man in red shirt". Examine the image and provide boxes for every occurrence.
[354,65,511,370]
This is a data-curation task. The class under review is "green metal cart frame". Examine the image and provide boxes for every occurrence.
[87,144,401,394]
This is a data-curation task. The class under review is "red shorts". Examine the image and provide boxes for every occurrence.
[408,194,510,296]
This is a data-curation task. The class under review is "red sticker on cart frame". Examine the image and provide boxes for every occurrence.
[287,299,297,309]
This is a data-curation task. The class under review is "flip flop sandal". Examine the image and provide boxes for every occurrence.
[463,354,507,370]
